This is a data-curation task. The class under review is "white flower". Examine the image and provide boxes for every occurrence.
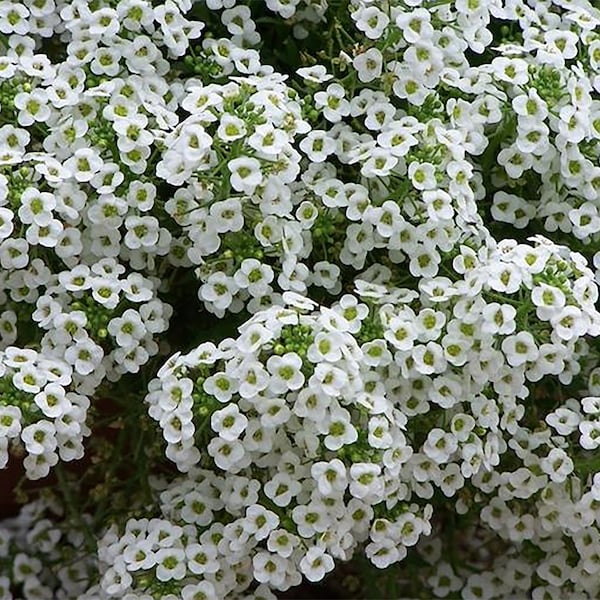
[207,436,247,471]
[531,283,566,320]
[490,56,529,85]
[18,188,56,226]
[211,404,248,441]
[293,388,331,422]
[481,302,517,335]
[322,407,358,451]
[252,551,287,588]
[365,539,406,568]
[244,504,279,541]
[311,458,347,496]
[21,421,57,455]
[203,372,237,403]
[546,407,580,435]
[0,405,21,437]
[247,123,288,155]
[210,198,243,233]
[349,462,383,501]
[299,130,336,163]
[540,448,573,483]
[408,161,437,190]
[13,365,45,393]
[354,5,390,40]
[107,309,146,347]
[266,352,304,393]
[384,315,417,351]
[579,420,600,450]
[412,342,447,375]
[64,338,103,375]
[14,90,51,126]
[233,259,274,297]
[512,89,548,121]
[423,429,458,464]
[185,542,219,575]
[199,273,239,314]
[181,582,218,600]
[34,384,70,419]
[124,216,161,249]
[353,48,383,83]
[64,148,104,183]
[267,529,299,559]
[296,65,333,83]
[228,156,263,193]
[314,83,350,123]
[298,546,335,583]
[0,238,29,269]
[217,114,247,143]
[155,547,186,582]
[550,306,588,341]
[422,189,454,222]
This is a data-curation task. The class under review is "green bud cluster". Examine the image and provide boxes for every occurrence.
[337,431,381,464]
[70,297,115,342]
[406,142,446,169]
[0,376,35,420]
[191,375,220,415]
[182,52,223,80]
[407,93,445,123]
[3,166,33,208]
[373,500,410,521]
[530,65,566,108]
[221,230,264,264]
[0,78,27,117]
[88,116,115,153]
[312,210,343,245]
[497,24,523,46]
[273,324,315,360]
[300,96,320,123]
[356,313,384,344]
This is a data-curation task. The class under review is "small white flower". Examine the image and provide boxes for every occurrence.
[501,331,539,367]
[155,547,186,582]
[217,114,247,142]
[323,407,358,451]
[264,472,302,507]
[14,90,51,126]
[296,64,333,84]
[579,420,600,450]
[314,83,350,123]
[299,546,335,583]
[228,156,263,193]
[211,404,248,441]
[349,462,383,501]
[311,458,347,496]
[266,352,304,393]
[353,48,383,83]
[244,504,279,541]
[252,551,287,587]
[203,372,237,403]
[64,148,104,183]
[0,405,22,437]
[540,448,573,483]
[207,437,246,471]
[21,421,57,455]
[34,384,70,419]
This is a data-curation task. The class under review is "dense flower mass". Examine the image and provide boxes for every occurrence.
[1,0,600,598]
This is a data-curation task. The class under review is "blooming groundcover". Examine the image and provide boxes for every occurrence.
[2,0,600,598]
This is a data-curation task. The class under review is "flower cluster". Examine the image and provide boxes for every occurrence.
[0,347,90,480]
[0,498,96,600]
[2,0,600,598]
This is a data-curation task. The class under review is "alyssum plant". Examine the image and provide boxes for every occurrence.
[1,0,600,598]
